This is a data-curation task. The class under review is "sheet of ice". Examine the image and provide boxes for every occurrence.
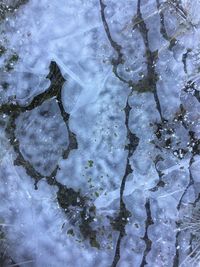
[0,0,200,266]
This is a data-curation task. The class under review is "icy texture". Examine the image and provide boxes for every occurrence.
[15,99,69,176]
[0,0,200,267]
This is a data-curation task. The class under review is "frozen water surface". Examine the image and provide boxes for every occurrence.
[0,0,200,266]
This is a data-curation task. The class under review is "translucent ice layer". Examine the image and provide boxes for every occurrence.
[0,0,200,266]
